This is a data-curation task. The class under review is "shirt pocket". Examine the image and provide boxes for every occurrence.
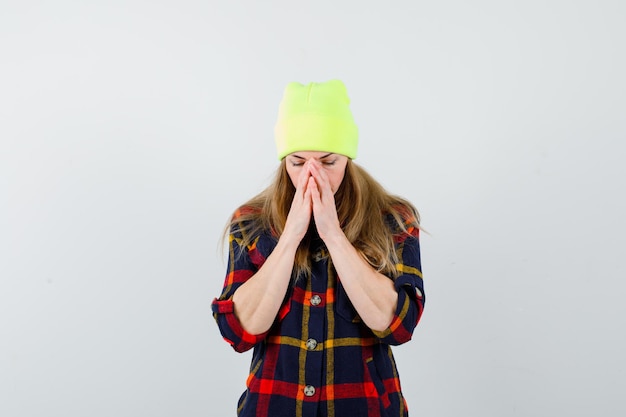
[335,281,361,323]
[365,357,392,414]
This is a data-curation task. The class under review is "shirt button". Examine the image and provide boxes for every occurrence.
[306,338,318,350]
[310,295,322,306]
[304,385,316,397]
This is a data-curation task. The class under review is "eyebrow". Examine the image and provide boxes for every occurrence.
[291,153,334,160]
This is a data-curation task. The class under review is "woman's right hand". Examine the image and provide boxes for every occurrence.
[282,161,313,243]
[230,161,312,335]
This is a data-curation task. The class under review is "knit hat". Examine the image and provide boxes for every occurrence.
[274,80,358,160]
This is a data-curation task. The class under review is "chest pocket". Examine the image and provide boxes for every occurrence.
[335,280,362,323]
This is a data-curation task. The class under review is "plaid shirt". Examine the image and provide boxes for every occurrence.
[212,210,425,417]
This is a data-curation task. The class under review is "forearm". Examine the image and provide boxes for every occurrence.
[232,235,299,335]
[324,232,398,332]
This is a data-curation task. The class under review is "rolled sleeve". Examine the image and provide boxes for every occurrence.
[212,227,269,353]
[371,230,425,345]
[212,297,269,353]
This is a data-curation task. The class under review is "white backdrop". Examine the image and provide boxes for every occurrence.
[1,1,625,416]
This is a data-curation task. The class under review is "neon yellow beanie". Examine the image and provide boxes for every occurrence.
[274,80,359,160]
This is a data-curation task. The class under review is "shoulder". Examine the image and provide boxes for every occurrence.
[229,205,277,246]
[232,205,263,221]
[383,203,420,242]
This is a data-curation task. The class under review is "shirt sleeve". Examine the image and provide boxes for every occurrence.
[211,226,270,353]
[370,226,425,345]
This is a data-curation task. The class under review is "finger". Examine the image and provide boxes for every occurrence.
[308,162,324,185]
[303,177,313,201]
[319,172,334,197]
[309,163,333,197]
[309,176,321,206]
[314,163,333,191]
[307,159,319,175]
[308,169,325,202]
[294,164,311,197]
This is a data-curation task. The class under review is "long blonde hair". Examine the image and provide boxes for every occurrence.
[226,159,419,279]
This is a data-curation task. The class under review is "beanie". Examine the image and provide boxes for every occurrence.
[274,80,358,160]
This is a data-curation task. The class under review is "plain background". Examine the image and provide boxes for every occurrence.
[1,1,625,416]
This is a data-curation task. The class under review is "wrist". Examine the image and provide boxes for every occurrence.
[278,229,304,250]
[321,229,348,250]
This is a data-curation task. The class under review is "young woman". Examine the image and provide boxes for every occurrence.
[212,80,425,417]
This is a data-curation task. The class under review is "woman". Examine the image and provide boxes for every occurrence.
[212,80,425,417]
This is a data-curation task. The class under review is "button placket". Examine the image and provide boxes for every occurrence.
[303,250,325,409]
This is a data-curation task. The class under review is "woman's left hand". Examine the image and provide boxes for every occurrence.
[308,160,343,241]
[308,159,399,332]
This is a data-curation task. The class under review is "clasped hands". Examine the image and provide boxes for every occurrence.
[284,159,343,243]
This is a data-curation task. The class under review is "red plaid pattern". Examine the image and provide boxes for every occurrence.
[212,210,425,417]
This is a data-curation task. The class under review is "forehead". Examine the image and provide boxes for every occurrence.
[288,151,335,160]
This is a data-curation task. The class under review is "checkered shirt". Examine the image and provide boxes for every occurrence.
[212,211,425,417]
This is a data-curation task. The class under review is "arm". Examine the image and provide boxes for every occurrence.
[230,232,299,335]
[323,233,398,331]
[212,226,302,352]
[233,164,314,334]
[212,163,314,348]
[308,160,425,340]
[370,228,425,345]
[307,162,397,331]
[325,218,425,344]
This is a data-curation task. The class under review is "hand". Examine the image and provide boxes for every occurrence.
[308,160,343,242]
[282,161,313,243]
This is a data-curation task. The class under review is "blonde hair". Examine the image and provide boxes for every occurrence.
[226,159,419,280]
